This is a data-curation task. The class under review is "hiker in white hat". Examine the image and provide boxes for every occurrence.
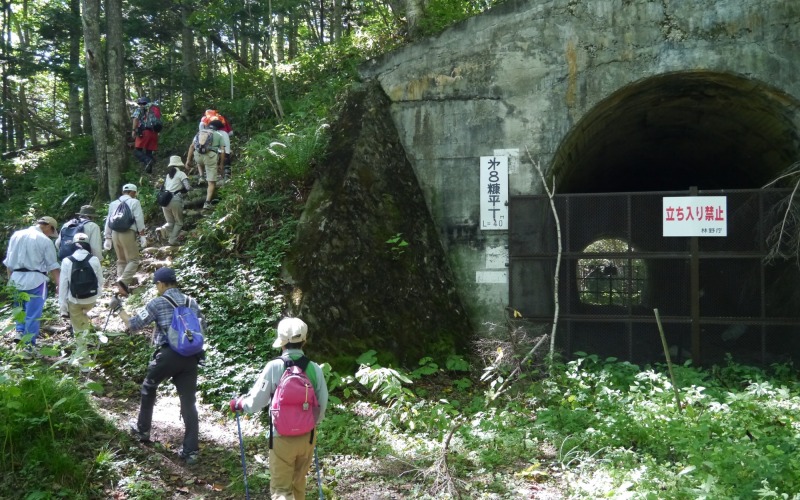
[156,155,192,246]
[229,317,329,499]
[104,183,146,296]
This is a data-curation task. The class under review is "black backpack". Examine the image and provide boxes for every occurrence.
[58,218,88,260]
[108,198,135,232]
[68,256,98,299]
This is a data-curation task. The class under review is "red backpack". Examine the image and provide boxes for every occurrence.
[270,355,319,446]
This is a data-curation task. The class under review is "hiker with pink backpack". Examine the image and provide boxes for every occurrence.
[230,317,329,499]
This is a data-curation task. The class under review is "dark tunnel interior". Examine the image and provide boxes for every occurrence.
[551,71,800,194]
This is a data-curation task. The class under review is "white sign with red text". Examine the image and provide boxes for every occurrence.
[663,196,727,237]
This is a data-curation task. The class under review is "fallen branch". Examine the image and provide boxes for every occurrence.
[426,418,465,499]
[490,333,548,399]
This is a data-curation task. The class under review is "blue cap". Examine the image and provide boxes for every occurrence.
[153,267,177,283]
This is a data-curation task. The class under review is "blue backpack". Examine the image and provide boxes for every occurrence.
[162,295,205,356]
[58,218,88,259]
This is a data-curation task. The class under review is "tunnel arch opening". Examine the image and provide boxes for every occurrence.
[551,71,800,194]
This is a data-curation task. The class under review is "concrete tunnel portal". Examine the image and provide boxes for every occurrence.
[526,72,800,363]
[551,72,800,194]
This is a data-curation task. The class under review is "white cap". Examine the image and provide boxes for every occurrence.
[122,183,138,193]
[272,318,308,348]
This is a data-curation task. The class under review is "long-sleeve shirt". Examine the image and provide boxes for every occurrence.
[239,348,329,435]
[58,249,103,314]
[104,195,145,238]
[128,287,204,346]
[55,219,103,259]
[3,225,60,291]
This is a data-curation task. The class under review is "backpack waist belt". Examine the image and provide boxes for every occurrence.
[13,268,47,275]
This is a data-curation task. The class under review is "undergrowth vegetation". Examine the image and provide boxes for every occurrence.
[3,19,800,500]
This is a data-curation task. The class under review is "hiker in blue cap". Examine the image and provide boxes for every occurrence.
[111,267,205,465]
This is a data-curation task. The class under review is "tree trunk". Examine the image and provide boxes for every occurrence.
[406,0,427,40]
[82,85,92,135]
[180,6,196,120]
[68,0,83,136]
[288,12,297,59]
[105,0,126,197]
[268,0,283,119]
[332,0,342,42]
[13,0,28,149]
[15,83,27,149]
[1,0,10,152]
[81,0,109,199]
[275,13,285,63]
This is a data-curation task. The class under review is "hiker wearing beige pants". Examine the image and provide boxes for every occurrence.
[104,183,146,295]
[229,318,329,500]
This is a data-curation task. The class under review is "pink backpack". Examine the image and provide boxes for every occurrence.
[270,355,319,442]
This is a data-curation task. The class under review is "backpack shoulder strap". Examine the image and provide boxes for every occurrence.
[162,294,179,309]
[68,256,77,264]
[294,355,310,371]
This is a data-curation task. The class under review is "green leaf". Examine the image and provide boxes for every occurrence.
[84,382,104,394]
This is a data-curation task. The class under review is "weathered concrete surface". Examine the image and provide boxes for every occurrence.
[285,82,471,367]
[360,0,800,327]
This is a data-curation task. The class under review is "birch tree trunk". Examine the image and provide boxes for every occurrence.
[81,0,109,199]
[105,0,126,196]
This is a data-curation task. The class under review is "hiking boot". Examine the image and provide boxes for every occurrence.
[116,280,130,297]
[203,202,213,210]
[178,449,199,465]
[128,420,150,442]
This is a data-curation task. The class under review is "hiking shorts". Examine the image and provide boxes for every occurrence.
[196,151,219,182]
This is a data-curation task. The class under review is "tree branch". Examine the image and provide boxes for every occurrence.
[208,32,251,70]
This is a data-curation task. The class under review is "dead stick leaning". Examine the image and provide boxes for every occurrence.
[653,308,683,413]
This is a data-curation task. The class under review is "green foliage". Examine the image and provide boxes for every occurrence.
[417,0,502,36]
[533,354,800,497]
[385,232,409,259]
[0,363,114,498]
[0,137,97,253]
[243,123,330,185]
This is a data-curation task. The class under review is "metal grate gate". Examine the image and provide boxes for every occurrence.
[509,189,800,366]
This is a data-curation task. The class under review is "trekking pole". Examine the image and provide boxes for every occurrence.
[314,446,324,500]
[235,412,250,500]
[102,308,113,333]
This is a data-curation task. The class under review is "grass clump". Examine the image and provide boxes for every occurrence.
[0,361,117,498]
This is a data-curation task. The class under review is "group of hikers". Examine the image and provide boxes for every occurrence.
[2,102,330,498]
[131,98,233,212]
